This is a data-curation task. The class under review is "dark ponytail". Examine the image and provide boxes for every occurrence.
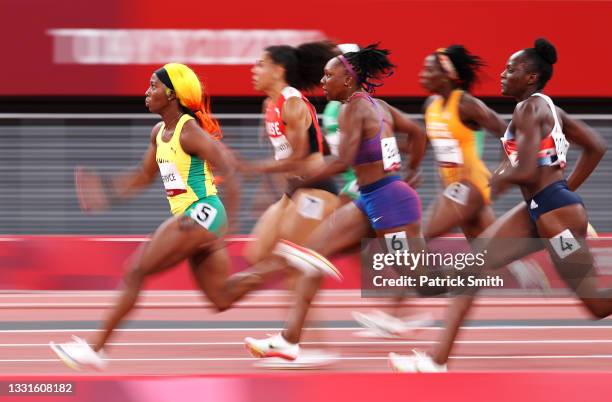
[437,45,485,91]
[266,41,339,91]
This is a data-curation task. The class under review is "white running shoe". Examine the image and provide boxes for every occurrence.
[244,333,300,361]
[273,240,342,281]
[352,310,434,338]
[388,350,447,373]
[49,336,107,371]
[253,349,339,369]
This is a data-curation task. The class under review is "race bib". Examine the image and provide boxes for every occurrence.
[431,138,464,166]
[381,136,401,172]
[346,179,359,195]
[443,182,470,206]
[550,228,580,259]
[325,132,340,157]
[551,130,569,167]
[190,202,218,230]
[159,163,187,197]
[384,231,409,253]
[297,194,325,220]
[269,135,293,160]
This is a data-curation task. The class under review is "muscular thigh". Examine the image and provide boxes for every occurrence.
[245,195,291,263]
[304,201,370,256]
[536,204,595,290]
[280,189,341,245]
[424,181,487,239]
[135,215,218,276]
[474,203,544,270]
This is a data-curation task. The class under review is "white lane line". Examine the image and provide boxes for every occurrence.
[3,355,612,363]
[1,325,612,334]
[2,339,612,347]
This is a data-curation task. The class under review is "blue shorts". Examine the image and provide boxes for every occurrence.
[525,180,583,222]
[354,176,422,230]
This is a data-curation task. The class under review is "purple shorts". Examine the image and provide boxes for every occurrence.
[354,175,422,230]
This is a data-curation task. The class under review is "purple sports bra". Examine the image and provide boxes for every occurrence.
[351,92,392,165]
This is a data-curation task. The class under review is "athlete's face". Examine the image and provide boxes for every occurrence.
[501,51,536,97]
[251,52,282,92]
[419,55,447,93]
[145,74,171,113]
[321,57,347,101]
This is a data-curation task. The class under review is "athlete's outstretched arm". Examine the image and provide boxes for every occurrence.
[459,94,507,137]
[558,108,607,191]
[180,120,241,229]
[103,123,162,200]
[298,99,365,186]
[250,97,312,174]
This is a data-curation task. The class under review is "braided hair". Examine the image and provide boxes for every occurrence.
[342,43,396,93]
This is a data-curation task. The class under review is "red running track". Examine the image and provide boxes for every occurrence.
[0,290,611,374]
[0,290,611,401]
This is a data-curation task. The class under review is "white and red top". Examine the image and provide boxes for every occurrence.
[264,86,324,160]
[501,93,569,168]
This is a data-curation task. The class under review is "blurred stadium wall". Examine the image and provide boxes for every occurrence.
[1,0,611,234]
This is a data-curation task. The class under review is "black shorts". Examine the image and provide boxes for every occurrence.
[525,180,583,222]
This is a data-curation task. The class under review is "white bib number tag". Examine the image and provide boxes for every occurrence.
[269,135,293,160]
[381,137,401,171]
[431,138,464,166]
[325,132,340,157]
[346,179,359,195]
[159,163,187,196]
[190,202,218,230]
[551,130,569,166]
[443,182,470,206]
[384,231,409,253]
[297,194,325,220]
[550,228,580,259]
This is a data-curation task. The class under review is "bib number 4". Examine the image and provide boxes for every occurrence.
[550,228,580,259]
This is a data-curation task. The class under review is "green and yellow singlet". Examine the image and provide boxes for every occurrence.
[155,114,217,215]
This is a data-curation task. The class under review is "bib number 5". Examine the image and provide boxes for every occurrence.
[190,203,218,230]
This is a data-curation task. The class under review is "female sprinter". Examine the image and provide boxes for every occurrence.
[354,45,513,336]
[237,42,345,288]
[49,63,270,369]
[244,44,428,360]
[389,38,611,372]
